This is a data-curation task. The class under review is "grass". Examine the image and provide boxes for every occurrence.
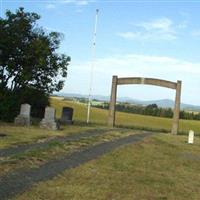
[15,133,200,200]
[0,128,138,177]
[50,98,200,134]
[0,122,96,149]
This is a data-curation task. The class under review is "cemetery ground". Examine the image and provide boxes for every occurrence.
[15,134,200,200]
[0,97,200,199]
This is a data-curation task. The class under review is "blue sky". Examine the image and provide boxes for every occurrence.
[1,0,200,105]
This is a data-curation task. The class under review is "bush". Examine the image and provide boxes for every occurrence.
[0,88,49,122]
[0,90,19,122]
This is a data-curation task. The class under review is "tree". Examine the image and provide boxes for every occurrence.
[0,7,70,93]
[0,8,70,121]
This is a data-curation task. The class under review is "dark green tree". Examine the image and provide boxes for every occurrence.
[0,7,70,92]
[0,8,70,121]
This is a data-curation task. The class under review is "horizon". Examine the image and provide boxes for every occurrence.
[56,92,200,107]
[1,1,200,105]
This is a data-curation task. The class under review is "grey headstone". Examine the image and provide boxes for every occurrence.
[44,107,56,121]
[40,107,59,130]
[20,104,31,117]
[14,104,31,126]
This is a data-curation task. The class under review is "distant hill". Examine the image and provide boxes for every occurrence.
[126,99,200,111]
[55,93,200,112]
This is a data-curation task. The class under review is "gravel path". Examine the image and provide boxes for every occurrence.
[0,128,115,157]
[0,132,152,200]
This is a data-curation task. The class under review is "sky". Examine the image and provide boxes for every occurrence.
[1,0,200,105]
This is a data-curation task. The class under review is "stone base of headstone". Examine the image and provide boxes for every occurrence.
[59,119,73,125]
[40,119,59,130]
[14,115,31,126]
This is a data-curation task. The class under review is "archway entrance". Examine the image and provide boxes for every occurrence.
[107,76,182,135]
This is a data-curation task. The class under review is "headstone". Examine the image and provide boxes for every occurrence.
[14,104,31,126]
[188,130,194,144]
[40,107,58,130]
[60,107,73,125]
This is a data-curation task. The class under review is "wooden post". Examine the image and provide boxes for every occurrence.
[108,76,118,127]
[171,80,182,135]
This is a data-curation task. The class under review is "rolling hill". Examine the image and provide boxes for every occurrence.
[55,93,200,111]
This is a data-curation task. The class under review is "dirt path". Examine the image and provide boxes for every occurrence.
[0,128,116,157]
[0,132,152,200]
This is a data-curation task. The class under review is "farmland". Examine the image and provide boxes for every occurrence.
[51,97,200,134]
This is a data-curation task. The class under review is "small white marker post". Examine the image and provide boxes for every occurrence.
[188,130,194,144]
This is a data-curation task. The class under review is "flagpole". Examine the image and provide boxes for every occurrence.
[87,9,99,124]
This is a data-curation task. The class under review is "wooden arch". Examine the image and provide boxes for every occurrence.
[107,76,182,134]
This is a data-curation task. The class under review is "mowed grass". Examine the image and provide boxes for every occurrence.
[0,123,94,149]
[0,129,138,177]
[50,97,200,134]
[15,134,200,200]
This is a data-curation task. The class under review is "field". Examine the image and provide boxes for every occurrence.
[1,97,200,199]
[51,97,200,134]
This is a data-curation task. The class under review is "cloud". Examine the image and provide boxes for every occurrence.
[66,54,200,104]
[177,20,188,29]
[45,4,56,9]
[73,54,200,80]
[118,17,187,41]
[117,30,176,41]
[76,0,89,5]
[92,54,200,76]
[61,0,91,6]
[117,32,143,40]
[45,0,92,10]
[137,17,174,32]
[191,30,200,37]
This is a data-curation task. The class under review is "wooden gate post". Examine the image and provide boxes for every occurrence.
[108,76,118,127]
[171,80,182,135]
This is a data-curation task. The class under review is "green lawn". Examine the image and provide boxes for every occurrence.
[51,97,200,134]
[0,122,94,149]
[0,122,139,177]
[15,133,200,200]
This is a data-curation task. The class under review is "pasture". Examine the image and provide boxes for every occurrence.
[51,97,200,134]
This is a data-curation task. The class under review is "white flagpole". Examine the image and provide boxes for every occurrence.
[87,9,99,124]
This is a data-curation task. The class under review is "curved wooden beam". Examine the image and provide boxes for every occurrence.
[117,77,177,89]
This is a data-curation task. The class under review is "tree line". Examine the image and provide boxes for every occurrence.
[93,103,200,120]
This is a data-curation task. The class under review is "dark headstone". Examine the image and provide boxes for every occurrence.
[60,107,74,125]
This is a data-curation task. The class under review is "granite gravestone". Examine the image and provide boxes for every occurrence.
[40,107,58,130]
[14,104,31,126]
[60,107,73,125]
